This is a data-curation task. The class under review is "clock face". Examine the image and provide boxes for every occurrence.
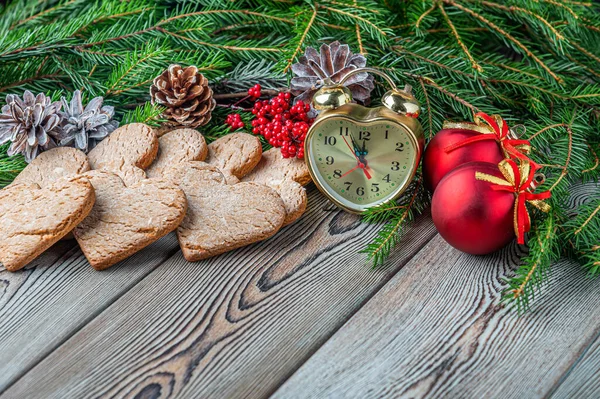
[306,116,419,213]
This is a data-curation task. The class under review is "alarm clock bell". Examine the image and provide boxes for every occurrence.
[312,67,420,118]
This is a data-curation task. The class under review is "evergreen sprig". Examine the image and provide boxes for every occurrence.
[0,0,599,310]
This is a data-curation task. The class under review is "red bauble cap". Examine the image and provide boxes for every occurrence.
[423,128,504,192]
[431,161,515,255]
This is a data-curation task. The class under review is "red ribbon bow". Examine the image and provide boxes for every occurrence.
[475,158,551,245]
[444,112,532,161]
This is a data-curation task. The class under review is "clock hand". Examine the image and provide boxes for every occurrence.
[349,134,361,156]
[340,164,361,178]
[359,140,373,179]
[340,162,372,180]
[362,164,372,180]
[341,134,372,180]
[341,135,362,163]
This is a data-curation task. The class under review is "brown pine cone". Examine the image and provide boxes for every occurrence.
[150,64,216,128]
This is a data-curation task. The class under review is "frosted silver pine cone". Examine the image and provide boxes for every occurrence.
[290,41,375,104]
[57,90,118,152]
[0,90,62,162]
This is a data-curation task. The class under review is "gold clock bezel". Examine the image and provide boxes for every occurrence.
[305,104,424,214]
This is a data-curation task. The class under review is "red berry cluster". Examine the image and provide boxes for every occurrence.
[251,92,313,159]
[247,84,262,100]
[225,113,244,131]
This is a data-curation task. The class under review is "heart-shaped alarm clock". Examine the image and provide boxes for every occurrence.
[304,67,424,213]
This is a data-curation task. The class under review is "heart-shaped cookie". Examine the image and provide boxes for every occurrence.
[0,175,95,271]
[164,162,285,261]
[205,133,262,180]
[146,128,208,179]
[88,123,158,186]
[73,171,187,270]
[12,147,90,187]
[242,147,312,225]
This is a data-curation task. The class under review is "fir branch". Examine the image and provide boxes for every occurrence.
[283,6,317,73]
[419,78,434,140]
[503,212,560,312]
[353,0,365,54]
[360,177,428,267]
[121,102,165,127]
[438,3,483,73]
[0,143,27,188]
[442,0,564,83]
[405,73,478,114]
[415,3,436,29]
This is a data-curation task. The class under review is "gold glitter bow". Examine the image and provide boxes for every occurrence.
[475,158,551,244]
[443,112,532,160]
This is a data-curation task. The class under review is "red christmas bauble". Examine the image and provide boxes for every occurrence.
[431,161,515,255]
[423,128,505,192]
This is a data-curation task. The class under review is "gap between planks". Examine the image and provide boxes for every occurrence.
[546,325,600,398]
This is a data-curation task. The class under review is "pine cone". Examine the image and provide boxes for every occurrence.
[57,90,119,152]
[291,41,375,104]
[0,90,62,162]
[150,64,216,128]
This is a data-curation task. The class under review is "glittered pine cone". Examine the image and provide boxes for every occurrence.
[150,64,216,128]
[290,41,375,104]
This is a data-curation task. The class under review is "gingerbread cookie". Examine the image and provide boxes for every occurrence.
[242,147,312,225]
[0,175,95,271]
[164,162,285,261]
[73,170,186,270]
[205,133,262,179]
[146,128,208,179]
[12,147,90,187]
[88,123,158,186]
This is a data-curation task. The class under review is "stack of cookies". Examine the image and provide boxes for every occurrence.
[0,124,311,272]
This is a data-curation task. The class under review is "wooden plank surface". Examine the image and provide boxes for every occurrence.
[550,333,600,399]
[2,186,436,399]
[274,184,600,399]
[547,182,600,398]
[0,234,180,393]
[275,236,600,399]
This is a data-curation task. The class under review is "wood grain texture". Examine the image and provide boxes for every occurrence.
[550,334,600,399]
[273,184,600,399]
[545,183,600,399]
[0,234,180,393]
[2,186,436,399]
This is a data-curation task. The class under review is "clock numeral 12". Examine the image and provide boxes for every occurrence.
[359,131,370,141]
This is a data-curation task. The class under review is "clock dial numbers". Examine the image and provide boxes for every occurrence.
[308,118,417,212]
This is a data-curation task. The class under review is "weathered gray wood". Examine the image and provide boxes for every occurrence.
[2,186,436,399]
[0,234,180,393]
[273,230,600,399]
[550,333,600,399]
[546,183,600,399]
